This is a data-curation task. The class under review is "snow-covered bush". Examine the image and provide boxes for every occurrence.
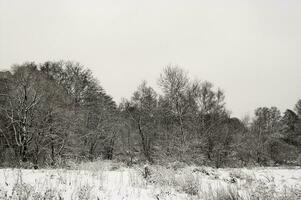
[203,185,241,200]
[229,170,254,185]
[11,182,33,200]
[177,173,200,196]
[77,185,94,200]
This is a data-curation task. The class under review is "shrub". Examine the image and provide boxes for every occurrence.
[77,185,93,200]
[229,170,254,185]
[32,192,43,200]
[250,181,301,200]
[168,161,188,171]
[0,189,8,199]
[178,174,200,196]
[43,189,61,200]
[11,182,33,200]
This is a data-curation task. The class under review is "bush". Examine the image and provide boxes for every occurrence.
[205,186,241,200]
[168,161,188,171]
[11,182,33,200]
[229,170,254,185]
[250,181,301,200]
[77,185,93,200]
[178,174,200,196]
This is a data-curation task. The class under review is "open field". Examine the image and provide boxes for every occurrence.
[0,161,300,200]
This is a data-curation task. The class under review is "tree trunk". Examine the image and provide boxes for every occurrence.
[137,120,152,163]
[179,115,185,144]
[51,139,55,166]
[20,143,28,162]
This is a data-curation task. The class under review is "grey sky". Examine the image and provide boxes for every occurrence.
[1,0,300,117]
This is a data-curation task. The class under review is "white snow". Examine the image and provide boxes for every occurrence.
[0,163,300,200]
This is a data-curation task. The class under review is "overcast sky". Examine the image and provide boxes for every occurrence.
[0,0,300,117]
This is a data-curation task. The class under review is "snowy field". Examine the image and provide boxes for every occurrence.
[0,161,300,200]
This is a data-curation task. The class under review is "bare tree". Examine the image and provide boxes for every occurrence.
[125,81,158,163]
[295,99,301,117]
[158,65,191,144]
[0,64,44,162]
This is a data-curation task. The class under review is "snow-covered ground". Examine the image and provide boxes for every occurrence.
[0,161,300,200]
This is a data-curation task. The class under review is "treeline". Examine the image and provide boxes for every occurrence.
[0,61,300,168]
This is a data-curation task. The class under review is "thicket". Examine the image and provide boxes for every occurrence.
[0,61,300,168]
